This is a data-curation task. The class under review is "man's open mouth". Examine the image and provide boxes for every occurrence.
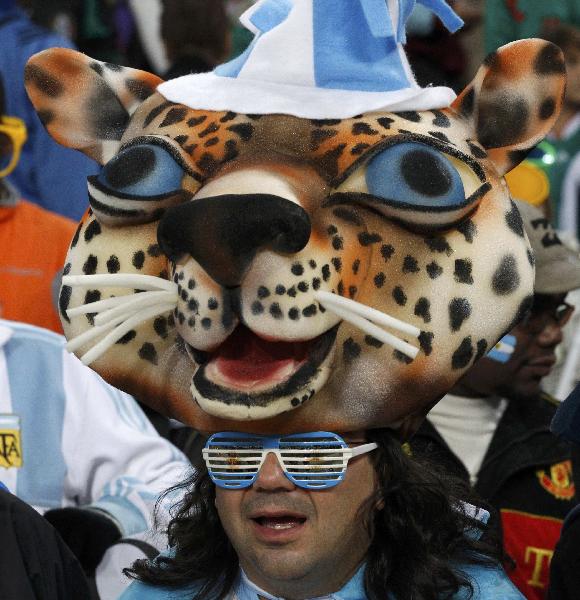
[188,324,338,419]
[249,510,308,541]
[253,515,306,529]
[252,514,307,530]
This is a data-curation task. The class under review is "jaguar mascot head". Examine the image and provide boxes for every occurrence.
[25,4,565,436]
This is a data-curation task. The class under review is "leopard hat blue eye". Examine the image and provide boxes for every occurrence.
[366,142,465,209]
[97,143,184,197]
[88,142,192,226]
[328,140,488,229]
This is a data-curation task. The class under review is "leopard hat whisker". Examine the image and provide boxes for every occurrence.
[94,291,176,326]
[314,291,420,360]
[66,315,129,352]
[79,302,176,366]
[315,291,420,337]
[62,273,178,293]
[62,273,179,364]
[67,294,144,317]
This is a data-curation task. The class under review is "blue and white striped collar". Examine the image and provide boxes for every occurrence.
[234,565,367,600]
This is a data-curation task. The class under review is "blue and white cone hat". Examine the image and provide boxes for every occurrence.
[158,0,463,119]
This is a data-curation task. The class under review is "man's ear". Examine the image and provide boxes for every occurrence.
[25,48,164,165]
[452,39,566,176]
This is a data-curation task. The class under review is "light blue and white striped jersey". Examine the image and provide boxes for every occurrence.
[0,319,190,537]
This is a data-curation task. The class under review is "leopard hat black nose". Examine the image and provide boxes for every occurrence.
[158,193,312,288]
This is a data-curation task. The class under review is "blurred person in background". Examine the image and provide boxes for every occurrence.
[129,0,232,79]
[76,0,130,65]
[405,0,482,92]
[540,230,580,402]
[0,74,76,333]
[412,200,580,599]
[129,0,170,75]
[0,485,90,600]
[161,0,230,80]
[0,0,97,221]
[225,0,253,60]
[74,0,153,71]
[18,0,78,40]
[484,0,580,56]
[548,383,580,599]
[503,144,580,402]
[540,24,580,239]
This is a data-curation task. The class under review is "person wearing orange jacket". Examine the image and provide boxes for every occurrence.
[0,74,76,334]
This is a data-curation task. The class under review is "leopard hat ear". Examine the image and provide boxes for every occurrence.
[25,48,164,164]
[452,39,566,176]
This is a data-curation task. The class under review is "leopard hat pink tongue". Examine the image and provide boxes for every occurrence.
[205,325,312,389]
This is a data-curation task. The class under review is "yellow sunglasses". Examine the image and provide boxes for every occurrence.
[0,116,27,178]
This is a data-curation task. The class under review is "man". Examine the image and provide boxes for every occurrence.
[0,318,191,598]
[121,429,523,599]
[0,73,76,333]
[19,2,562,598]
[0,0,96,220]
[411,201,580,598]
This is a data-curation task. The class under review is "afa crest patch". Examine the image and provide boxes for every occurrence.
[536,460,575,500]
[0,414,22,468]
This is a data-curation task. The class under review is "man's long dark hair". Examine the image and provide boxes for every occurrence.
[127,430,502,600]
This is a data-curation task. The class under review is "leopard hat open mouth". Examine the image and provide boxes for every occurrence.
[188,324,339,420]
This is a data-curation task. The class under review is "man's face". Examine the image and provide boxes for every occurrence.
[214,431,377,599]
[453,293,572,400]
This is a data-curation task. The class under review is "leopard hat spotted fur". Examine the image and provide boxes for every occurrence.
[25,40,566,436]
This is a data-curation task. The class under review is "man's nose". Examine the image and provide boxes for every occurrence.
[537,319,564,347]
[253,452,296,491]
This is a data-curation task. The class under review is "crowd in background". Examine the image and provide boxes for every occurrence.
[1,1,580,599]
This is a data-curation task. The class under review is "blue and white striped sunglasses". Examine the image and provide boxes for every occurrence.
[202,431,378,490]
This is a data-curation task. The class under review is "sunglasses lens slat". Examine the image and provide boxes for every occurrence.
[286,466,344,471]
[278,433,349,489]
[211,472,256,477]
[204,434,265,488]
[289,473,344,479]
[286,473,344,489]
[207,462,261,467]
[204,432,375,490]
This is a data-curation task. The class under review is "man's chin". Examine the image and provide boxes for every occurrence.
[243,550,317,588]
